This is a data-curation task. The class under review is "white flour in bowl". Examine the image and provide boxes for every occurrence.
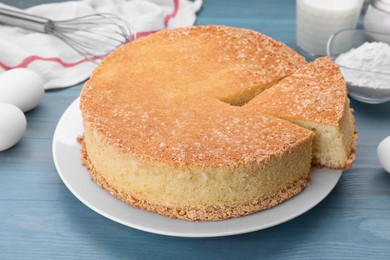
[335,42,390,89]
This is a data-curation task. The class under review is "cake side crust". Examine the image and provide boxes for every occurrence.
[81,137,310,221]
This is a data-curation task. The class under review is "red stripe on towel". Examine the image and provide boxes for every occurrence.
[0,55,103,70]
[164,0,179,28]
[135,30,159,38]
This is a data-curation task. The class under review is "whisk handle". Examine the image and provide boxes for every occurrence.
[0,7,52,33]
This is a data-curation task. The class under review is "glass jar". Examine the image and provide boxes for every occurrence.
[364,0,390,34]
[296,0,364,59]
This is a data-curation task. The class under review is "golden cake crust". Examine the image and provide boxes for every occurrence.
[79,25,355,221]
[246,57,348,125]
[80,25,309,168]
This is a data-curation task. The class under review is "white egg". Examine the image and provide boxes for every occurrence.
[0,68,44,112]
[0,103,27,152]
[377,136,390,174]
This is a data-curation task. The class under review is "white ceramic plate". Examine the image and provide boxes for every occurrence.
[52,97,342,238]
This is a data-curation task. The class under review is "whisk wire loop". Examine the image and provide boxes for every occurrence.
[0,8,135,62]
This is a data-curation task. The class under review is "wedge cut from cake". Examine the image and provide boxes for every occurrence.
[246,57,356,169]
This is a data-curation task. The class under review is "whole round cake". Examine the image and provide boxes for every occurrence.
[80,25,356,221]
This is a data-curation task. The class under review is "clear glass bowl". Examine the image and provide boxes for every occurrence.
[327,29,390,104]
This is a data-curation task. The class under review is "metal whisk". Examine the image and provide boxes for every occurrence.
[0,7,134,61]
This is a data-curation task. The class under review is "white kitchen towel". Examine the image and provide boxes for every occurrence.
[0,0,202,89]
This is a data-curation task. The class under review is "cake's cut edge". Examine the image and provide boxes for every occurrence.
[312,128,357,170]
[80,136,310,221]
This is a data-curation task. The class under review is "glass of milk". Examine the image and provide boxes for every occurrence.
[296,0,364,59]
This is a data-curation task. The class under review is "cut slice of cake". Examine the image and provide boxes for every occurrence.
[246,57,356,169]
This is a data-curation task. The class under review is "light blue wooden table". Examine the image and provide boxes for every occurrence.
[1,0,390,259]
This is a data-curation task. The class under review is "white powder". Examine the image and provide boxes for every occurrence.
[335,42,390,89]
